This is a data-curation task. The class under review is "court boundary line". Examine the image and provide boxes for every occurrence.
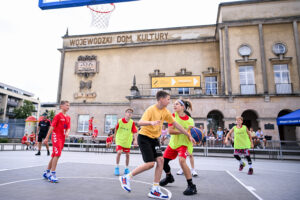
[226,170,263,200]
[0,176,172,199]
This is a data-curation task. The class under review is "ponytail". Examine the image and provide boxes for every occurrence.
[179,99,193,117]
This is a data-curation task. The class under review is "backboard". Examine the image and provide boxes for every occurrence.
[39,0,138,10]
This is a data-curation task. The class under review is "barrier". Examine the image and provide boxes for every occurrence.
[1,140,300,160]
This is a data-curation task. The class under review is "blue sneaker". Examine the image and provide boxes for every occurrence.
[114,167,120,176]
[124,168,130,175]
[148,186,169,199]
[119,175,131,192]
[49,172,59,183]
[43,170,50,179]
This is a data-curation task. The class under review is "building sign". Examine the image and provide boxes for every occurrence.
[63,27,215,48]
[264,123,275,130]
[74,55,98,99]
[74,92,97,99]
[151,76,201,88]
[75,55,99,75]
[0,123,9,136]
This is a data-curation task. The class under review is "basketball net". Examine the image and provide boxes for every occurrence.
[87,3,115,29]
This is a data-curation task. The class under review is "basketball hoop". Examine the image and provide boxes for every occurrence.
[87,3,115,29]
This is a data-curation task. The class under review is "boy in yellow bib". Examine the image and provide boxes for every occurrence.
[225,116,254,175]
[114,108,138,176]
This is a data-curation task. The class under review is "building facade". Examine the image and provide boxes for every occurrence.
[0,82,40,120]
[57,0,300,140]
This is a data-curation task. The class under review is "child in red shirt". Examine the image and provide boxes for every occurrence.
[88,117,94,136]
[106,133,114,148]
[29,132,36,149]
[21,133,30,150]
[92,127,99,143]
[43,100,71,183]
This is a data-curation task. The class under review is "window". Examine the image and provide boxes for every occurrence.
[205,76,217,95]
[238,44,252,57]
[151,88,161,96]
[77,115,89,133]
[178,88,190,95]
[273,64,292,94]
[272,43,287,55]
[239,66,256,94]
[105,114,118,134]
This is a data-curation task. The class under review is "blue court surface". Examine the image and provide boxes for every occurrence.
[0,151,300,200]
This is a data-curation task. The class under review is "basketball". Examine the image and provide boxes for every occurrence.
[190,127,202,143]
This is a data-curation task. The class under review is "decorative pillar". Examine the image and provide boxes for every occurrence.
[258,24,269,94]
[224,26,232,95]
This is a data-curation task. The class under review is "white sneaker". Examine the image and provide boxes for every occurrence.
[176,169,183,175]
[119,175,131,192]
[191,169,198,177]
[148,186,169,199]
[49,173,59,183]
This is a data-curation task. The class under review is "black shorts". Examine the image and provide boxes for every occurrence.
[38,132,47,142]
[138,134,163,163]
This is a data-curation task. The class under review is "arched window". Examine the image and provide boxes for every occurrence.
[277,109,295,141]
[241,110,259,130]
[207,110,224,132]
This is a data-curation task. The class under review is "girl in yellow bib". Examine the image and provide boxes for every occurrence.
[159,99,197,196]
[225,116,254,175]
[114,108,138,176]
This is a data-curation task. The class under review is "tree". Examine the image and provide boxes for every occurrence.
[48,110,56,121]
[13,100,35,119]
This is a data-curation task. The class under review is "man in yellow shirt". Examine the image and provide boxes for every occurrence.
[119,90,195,199]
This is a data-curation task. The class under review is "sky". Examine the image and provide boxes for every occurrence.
[0,0,238,103]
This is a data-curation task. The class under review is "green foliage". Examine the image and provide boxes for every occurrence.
[48,110,56,121]
[13,100,35,119]
[0,138,8,143]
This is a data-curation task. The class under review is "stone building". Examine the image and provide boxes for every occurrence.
[57,0,300,140]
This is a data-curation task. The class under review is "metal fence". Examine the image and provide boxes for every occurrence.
[0,119,25,139]
[1,139,299,160]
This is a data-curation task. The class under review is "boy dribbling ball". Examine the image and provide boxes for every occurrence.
[119,91,195,199]
[225,116,254,175]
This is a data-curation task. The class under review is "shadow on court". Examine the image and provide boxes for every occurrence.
[0,162,257,200]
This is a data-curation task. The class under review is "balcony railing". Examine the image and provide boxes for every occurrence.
[7,101,18,107]
[240,84,256,95]
[276,83,292,94]
[137,83,222,96]
[6,112,15,117]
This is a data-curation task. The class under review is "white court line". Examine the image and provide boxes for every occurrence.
[226,170,263,200]
[0,161,68,172]
[0,176,172,199]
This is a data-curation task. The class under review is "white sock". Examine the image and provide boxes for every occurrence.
[239,160,244,165]
[249,164,253,168]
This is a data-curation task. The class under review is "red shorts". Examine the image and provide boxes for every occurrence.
[116,145,130,153]
[89,126,93,131]
[234,149,250,156]
[92,133,98,138]
[163,145,188,160]
[51,132,65,157]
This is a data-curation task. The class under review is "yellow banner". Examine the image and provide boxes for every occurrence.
[152,76,201,88]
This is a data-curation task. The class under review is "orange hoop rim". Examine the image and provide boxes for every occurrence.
[87,3,115,14]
